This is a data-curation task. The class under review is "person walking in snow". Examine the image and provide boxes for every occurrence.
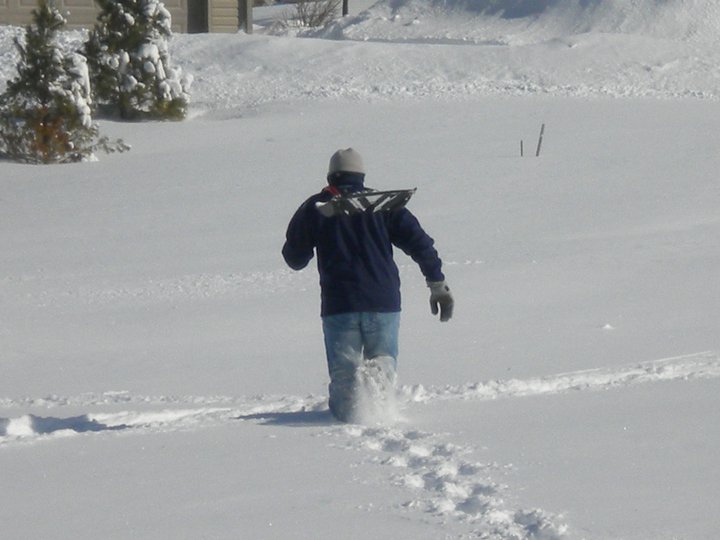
[282,148,453,423]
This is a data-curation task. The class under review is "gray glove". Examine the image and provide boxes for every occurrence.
[428,281,454,322]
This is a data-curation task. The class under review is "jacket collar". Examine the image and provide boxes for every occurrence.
[326,172,365,193]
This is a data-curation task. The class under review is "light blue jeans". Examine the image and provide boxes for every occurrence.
[322,312,400,422]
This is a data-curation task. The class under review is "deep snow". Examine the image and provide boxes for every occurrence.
[2,0,720,538]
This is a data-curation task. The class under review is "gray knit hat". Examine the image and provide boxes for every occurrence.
[328,148,365,175]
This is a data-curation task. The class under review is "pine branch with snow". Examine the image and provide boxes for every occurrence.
[0,0,129,164]
[84,0,192,120]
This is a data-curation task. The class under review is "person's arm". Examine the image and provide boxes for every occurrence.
[389,209,453,321]
[282,202,316,270]
[388,209,444,281]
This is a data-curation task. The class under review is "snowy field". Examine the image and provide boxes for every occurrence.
[2,0,720,538]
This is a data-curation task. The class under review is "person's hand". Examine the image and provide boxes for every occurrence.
[428,281,453,322]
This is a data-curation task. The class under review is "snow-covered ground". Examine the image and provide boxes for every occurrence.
[2,1,720,538]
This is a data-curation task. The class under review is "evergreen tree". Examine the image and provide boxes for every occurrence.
[0,0,123,163]
[85,0,192,120]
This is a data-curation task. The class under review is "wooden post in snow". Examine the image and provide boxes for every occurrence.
[535,123,545,157]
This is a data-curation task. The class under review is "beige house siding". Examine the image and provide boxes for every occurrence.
[208,0,236,33]
[0,0,241,32]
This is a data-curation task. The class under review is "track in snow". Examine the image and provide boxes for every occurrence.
[401,350,720,402]
[2,351,718,443]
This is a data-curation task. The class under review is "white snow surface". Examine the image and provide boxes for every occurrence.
[2,0,720,538]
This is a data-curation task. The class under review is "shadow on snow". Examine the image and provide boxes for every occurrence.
[235,409,337,427]
[0,414,128,437]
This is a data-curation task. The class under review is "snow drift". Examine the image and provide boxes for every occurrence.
[317,0,720,45]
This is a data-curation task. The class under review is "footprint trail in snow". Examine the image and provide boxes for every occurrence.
[331,423,568,538]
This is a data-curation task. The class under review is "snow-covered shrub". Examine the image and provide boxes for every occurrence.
[0,0,128,164]
[295,0,341,27]
[271,0,340,32]
[84,0,192,120]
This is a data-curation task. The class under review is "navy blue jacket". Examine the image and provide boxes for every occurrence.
[282,176,444,317]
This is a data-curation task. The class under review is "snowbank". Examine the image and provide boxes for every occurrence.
[3,0,720,113]
[315,0,720,45]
